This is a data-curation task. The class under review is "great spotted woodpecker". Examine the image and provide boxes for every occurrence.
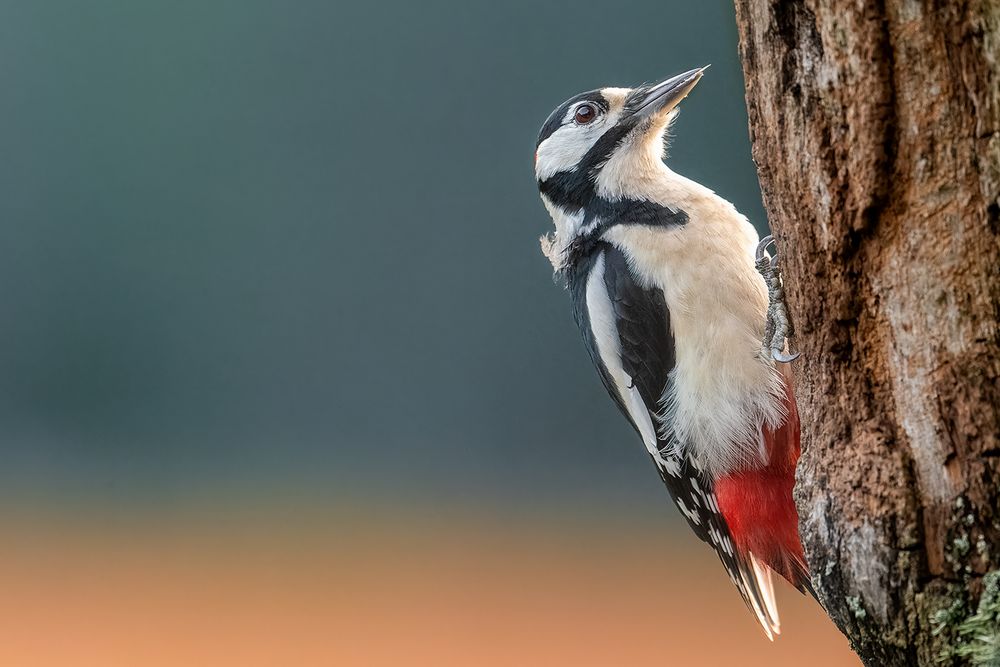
[534,67,811,638]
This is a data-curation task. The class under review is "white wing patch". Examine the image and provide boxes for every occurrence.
[585,252,676,471]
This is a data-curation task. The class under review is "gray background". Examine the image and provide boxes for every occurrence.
[0,0,766,513]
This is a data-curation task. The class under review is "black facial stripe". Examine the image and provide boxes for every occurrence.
[537,119,636,214]
[536,89,651,215]
[535,90,608,148]
[540,160,688,224]
[558,199,688,271]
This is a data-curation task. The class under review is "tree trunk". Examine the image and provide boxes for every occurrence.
[733,1,1000,664]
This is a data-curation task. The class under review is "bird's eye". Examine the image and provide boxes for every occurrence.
[574,104,597,125]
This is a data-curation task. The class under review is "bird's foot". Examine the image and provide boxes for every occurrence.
[755,235,800,364]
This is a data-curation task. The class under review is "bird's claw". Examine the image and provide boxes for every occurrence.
[755,235,775,263]
[771,349,801,363]
[755,235,799,364]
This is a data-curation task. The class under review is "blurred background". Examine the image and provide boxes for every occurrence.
[0,0,856,664]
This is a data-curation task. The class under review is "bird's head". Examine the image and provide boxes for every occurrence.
[534,67,707,265]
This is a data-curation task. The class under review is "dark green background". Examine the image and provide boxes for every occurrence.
[0,1,766,512]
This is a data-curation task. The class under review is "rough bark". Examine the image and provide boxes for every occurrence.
[734,1,1000,664]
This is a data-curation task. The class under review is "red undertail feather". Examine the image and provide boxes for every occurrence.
[714,367,812,594]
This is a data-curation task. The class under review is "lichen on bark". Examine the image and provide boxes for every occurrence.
[936,570,1000,665]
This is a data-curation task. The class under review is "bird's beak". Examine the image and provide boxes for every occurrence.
[631,66,709,119]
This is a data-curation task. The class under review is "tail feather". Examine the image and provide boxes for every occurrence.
[750,552,781,634]
[735,553,781,640]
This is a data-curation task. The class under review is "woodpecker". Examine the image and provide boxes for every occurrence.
[534,67,811,639]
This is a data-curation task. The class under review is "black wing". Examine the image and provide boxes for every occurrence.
[566,242,781,637]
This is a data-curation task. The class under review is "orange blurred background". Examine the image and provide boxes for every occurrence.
[1,503,857,666]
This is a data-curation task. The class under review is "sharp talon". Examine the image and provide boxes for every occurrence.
[757,234,800,364]
[772,349,800,363]
[755,235,774,262]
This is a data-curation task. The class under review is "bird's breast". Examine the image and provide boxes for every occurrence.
[600,221,787,477]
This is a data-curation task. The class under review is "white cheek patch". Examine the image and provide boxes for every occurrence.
[535,102,626,182]
[534,123,602,181]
